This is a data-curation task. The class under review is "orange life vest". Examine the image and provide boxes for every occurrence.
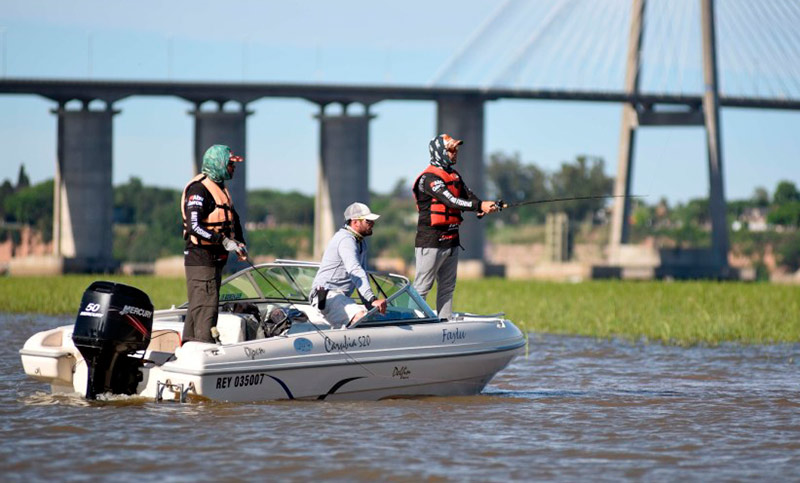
[181,174,235,245]
[413,165,464,227]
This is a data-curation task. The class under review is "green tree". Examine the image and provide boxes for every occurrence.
[773,180,800,205]
[248,189,314,225]
[549,155,613,222]
[752,186,770,207]
[767,202,800,227]
[775,232,800,272]
[244,226,312,259]
[0,179,13,220]
[4,179,54,241]
[112,177,183,262]
[388,177,413,200]
[16,164,31,190]
[486,152,549,223]
[368,190,417,263]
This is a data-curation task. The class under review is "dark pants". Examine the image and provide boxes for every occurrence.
[183,264,224,343]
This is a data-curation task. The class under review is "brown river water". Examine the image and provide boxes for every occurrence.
[2,313,799,481]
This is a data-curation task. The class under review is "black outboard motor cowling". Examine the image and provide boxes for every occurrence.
[71,281,154,399]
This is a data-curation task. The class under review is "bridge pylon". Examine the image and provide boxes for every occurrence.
[313,105,374,260]
[608,0,732,278]
[52,103,118,273]
[436,95,486,276]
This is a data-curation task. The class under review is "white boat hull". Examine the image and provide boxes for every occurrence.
[22,317,525,402]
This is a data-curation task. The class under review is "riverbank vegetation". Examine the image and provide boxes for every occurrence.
[456,279,800,346]
[2,276,798,346]
[3,157,799,276]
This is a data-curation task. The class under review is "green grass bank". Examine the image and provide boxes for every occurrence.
[456,279,800,345]
[2,276,798,345]
[0,276,187,316]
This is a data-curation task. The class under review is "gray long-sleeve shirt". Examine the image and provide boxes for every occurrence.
[311,227,376,302]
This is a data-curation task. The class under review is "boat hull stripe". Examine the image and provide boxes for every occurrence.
[317,377,365,400]
[266,375,295,399]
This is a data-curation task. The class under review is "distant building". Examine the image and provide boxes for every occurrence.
[740,207,769,232]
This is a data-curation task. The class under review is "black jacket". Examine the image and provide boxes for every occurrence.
[183,180,244,266]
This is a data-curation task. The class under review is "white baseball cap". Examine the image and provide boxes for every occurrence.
[344,202,380,221]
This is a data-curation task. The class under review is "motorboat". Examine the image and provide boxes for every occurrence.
[20,260,525,402]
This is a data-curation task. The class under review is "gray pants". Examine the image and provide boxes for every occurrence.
[183,264,223,343]
[413,247,458,320]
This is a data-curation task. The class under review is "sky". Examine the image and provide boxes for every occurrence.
[1,0,798,204]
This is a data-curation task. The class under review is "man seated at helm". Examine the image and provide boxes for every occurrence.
[310,202,387,328]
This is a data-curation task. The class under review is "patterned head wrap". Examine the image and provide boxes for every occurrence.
[428,134,463,172]
[201,145,242,182]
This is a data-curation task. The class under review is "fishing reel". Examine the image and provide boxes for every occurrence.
[477,199,504,219]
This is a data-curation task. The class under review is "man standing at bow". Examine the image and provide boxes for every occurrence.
[412,134,499,320]
[181,144,247,343]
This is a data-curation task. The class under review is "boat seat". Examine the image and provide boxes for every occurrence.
[216,313,261,344]
[214,306,332,344]
[292,304,327,324]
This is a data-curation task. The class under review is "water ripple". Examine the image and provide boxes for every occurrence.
[3,315,800,481]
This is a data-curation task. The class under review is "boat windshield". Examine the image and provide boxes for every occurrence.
[355,283,438,326]
[215,262,411,306]
[219,264,315,303]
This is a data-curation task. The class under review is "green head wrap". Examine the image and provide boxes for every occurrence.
[201,144,232,183]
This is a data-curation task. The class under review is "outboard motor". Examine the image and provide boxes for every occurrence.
[71,281,154,400]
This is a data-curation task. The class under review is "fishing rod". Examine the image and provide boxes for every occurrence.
[502,193,645,209]
[478,194,646,217]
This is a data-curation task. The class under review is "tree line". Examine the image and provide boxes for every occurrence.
[2,156,798,270]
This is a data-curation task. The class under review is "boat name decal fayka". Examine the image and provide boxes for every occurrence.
[324,334,371,352]
[441,328,466,344]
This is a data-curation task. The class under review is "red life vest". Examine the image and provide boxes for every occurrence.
[181,174,235,245]
[413,165,464,227]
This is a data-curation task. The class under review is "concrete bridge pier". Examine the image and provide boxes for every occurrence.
[52,104,118,273]
[313,106,374,259]
[436,96,486,273]
[190,105,251,235]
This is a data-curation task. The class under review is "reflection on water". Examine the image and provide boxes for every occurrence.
[2,314,799,481]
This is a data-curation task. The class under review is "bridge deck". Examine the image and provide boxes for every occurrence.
[2,78,800,111]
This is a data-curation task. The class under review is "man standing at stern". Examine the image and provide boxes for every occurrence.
[412,134,499,320]
[181,144,247,343]
[311,202,387,328]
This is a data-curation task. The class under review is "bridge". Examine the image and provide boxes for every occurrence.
[2,0,799,275]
